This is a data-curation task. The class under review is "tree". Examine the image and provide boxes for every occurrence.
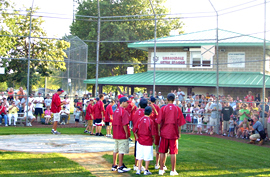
[70,0,184,93]
[0,5,70,93]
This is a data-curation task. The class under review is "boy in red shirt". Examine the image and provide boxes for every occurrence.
[94,94,105,136]
[149,96,161,170]
[157,93,186,176]
[133,106,155,175]
[84,99,94,134]
[111,97,131,173]
[105,100,114,137]
[76,98,83,111]
[125,95,137,127]
[51,88,64,134]
[132,98,148,171]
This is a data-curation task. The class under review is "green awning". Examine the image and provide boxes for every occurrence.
[84,71,270,88]
[128,29,270,51]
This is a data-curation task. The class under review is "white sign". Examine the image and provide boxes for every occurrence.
[0,67,4,74]
[151,52,187,68]
[127,67,134,74]
[201,45,215,60]
[227,52,245,68]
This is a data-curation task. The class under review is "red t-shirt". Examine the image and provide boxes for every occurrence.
[133,116,155,146]
[85,104,93,120]
[94,100,105,119]
[132,108,145,126]
[156,104,186,139]
[0,106,6,115]
[112,107,130,139]
[76,102,83,111]
[51,93,61,113]
[105,104,113,122]
[149,104,160,145]
[125,103,137,121]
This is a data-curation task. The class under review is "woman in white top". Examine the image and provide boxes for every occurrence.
[62,95,70,110]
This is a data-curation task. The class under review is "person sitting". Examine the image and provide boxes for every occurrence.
[236,118,249,138]
[24,102,36,126]
[0,102,8,126]
[59,106,70,125]
[44,106,52,125]
[8,101,19,126]
[248,114,265,145]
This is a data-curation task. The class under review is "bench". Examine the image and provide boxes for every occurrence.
[9,113,25,126]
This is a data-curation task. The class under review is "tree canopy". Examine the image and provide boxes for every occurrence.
[0,2,70,92]
[70,0,184,86]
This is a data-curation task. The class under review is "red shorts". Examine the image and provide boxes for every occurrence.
[158,137,178,154]
[154,135,160,146]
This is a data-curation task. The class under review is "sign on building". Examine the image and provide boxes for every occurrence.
[151,52,187,68]
[227,52,245,68]
[127,67,134,74]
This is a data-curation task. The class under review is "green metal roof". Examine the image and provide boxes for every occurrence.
[84,71,270,88]
[128,29,270,51]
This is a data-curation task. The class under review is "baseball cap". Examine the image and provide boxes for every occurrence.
[77,106,80,109]
[128,95,134,99]
[57,88,64,92]
[119,97,128,104]
[150,96,156,102]
[118,94,124,99]
[139,98,148,108]
[90,99,93,101]
[167,93,175,100]
[144,106,152,115]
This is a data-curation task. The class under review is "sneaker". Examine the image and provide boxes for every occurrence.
[63,122,65,125]
[170,171,179,176]
[259,140,264,146]
[118,165,130,173]
[223,133,226,136]
[5,124,8,127]
[159,169,165,175]
[136,170,141,175]
[29,123,32,127]
[163,166,167,171]
[53,131,61,135]
[95,133,99,136]
[51,129,54,134]
[88,131,92,134]
[141,166,145,172]
[111,165,118,171]
[99,133,104,136]
[84,130,88,133]
[144,170,152,175]
[155,164,160,169]
[133,165,138,171]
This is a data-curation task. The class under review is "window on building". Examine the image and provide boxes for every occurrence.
[190,51,212,68]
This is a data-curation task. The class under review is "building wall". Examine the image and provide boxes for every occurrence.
[147,46,264,73]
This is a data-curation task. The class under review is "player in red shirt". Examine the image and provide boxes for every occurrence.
[51,88,64,134]
[133,106,155,175]
[111,97,131,173]
[94,94,105,136]
[105,100,114,137]
[125,95,137,124]
[132,98,148,171]
[157,93,186,176]
[84,99,94,134]
[149,96,161,170]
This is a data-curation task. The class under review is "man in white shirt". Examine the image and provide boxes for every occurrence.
[24,102,36,126]
[59,106,70,125]
[177,87,185,102]
[34,93,44,121]
[29,94,35,103]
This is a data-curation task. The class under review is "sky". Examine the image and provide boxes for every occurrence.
[13,0,269,39]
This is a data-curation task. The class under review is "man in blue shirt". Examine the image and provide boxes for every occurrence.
[248,114,265,145]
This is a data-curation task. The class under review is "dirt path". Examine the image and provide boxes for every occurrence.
[62,147,135,177]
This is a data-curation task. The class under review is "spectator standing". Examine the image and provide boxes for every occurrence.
[111,97,131,173]
[267,111,270,141]
[239,104,250,125]
[44,94,52,108]
[73,95,79,107]
[259,98,269,128]
[228,116,236,137]
[17,87,26,100]
[63,95,70,110]
[51,88,64,134]
[105,100,114,137]
[209,99,222,135]
[29,94,34,103]
[177,87,185,104]
[133,106,155,175]
[7,87,14,103]
[221,102,233,136]
[94,94,105,136]
[34,93,44,121]
[0,102,8,126]
[8,101,19,126]
[59,106,70,125]
[156,93,186,176]
[74,106,81,127]
[76,98,83,111]
[185,103,193,133]
[24,102,36,126]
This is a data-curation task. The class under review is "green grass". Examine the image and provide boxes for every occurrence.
[103,134,270,176]
[0,152,94,177]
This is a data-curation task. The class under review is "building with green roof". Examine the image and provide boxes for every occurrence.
[84,29,270,98]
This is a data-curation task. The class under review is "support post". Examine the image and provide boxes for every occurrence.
[95,0,101,97]
[262,0,267,127]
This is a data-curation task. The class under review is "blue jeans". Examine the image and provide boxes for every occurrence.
[0,115,8,125]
